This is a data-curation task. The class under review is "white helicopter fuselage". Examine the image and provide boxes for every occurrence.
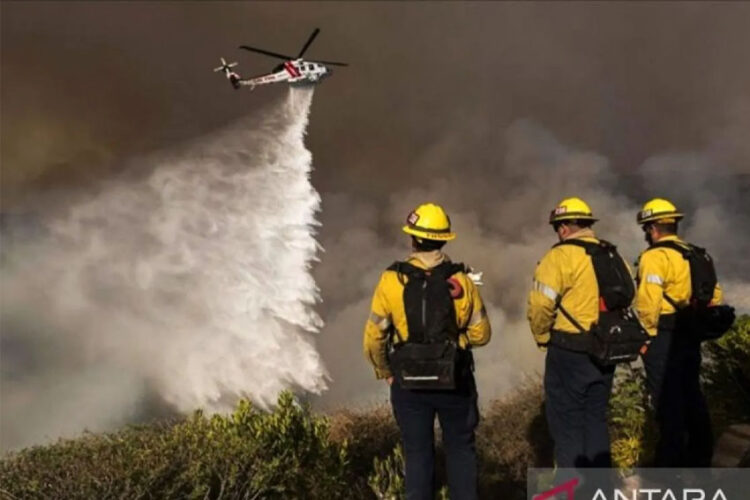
[284,59,330,83]
[238,59,330,89]
[215,29,345,91]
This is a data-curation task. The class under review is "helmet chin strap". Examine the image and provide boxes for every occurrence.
[643,224,656,246]
[645,231,654,246]
[411,236,423,251]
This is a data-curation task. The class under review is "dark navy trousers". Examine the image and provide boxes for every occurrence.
[390,375,479,500]
[544,345,615,469]
[642,324,713,467]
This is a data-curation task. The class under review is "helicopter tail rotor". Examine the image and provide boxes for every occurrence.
[213,57,238,73]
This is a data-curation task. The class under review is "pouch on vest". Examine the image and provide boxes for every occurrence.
[386,261,468,390]
[651,241,736,340]
[554,239,648,365]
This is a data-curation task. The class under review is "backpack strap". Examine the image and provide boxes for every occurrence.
[640,242,683,310]
[649,240,712,267]
[554,238,593,251]
[647,240,716,310]
[386,260,467,344]
[648,239,691,257]
[661,292,680,311]
[387,261,423,274]
[387,261,425,286]
[387,261,466,283]
[430,261,467,280]
[385,262,423,341]
[551,238,630,331]
[554,238,616,254]
[556,300,588,334]
[551,240,596,333]
[430,262,470,338]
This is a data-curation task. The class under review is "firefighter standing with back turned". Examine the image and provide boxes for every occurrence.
[527,197,643,473]
[363,203,491,500]
[635,198,733,467]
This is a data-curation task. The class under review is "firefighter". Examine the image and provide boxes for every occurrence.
[363,202,491,500]
[636,198,723,466]
[527,197,628,470]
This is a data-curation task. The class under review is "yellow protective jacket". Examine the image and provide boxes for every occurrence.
[363,251,491,379]
[527,229,633,346]
[635,235,723,336]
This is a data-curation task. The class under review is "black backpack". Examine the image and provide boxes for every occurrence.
[386,261,469,390]
[649,241,735,340]
[553,240,648,365]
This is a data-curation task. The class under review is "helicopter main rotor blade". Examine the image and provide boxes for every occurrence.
[297,28,320,58]
[238,46,294,60]
[311,60,349,67]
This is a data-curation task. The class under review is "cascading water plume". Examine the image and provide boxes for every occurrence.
[1,87,327,449]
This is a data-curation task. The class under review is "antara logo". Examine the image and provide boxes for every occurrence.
[591,490,728,500]
[534,478,579,500]
[533,479,729,500]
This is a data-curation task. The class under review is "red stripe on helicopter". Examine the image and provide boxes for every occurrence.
[284,62,301,78]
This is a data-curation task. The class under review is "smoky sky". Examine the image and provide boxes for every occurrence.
[4,2,750,204]
[3,2,750,441]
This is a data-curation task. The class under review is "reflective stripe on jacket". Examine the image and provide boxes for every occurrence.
[635,235,723,336]
[363,251,491,379]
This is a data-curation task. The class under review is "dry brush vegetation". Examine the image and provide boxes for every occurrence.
[2,316,748,499]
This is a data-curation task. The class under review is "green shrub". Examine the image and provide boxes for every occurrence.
[368,444,405,500]
[703,314,750,435]
[606,314,750,470]
[0,392,348,499]
[367,444,448,500]
[608,365,654,470]
[328,404,400,496]
[3,320,748,499]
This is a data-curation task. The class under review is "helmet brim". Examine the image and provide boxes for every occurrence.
[548,214,599,225]
[637,212,684,225]
[402,225,456,241]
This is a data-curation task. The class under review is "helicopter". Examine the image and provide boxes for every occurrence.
[214,28,348,90]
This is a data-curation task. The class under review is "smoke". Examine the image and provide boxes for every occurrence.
[313,115,750,407]
[312,119,636,406]
[1,88,327,449]
[3,2,750,447]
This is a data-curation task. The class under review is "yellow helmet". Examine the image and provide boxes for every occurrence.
[402,203,456,241]
[637,198,684,225]
[548,197,598,224]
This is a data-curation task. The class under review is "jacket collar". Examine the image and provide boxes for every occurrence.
[651,234,687,248]
[563,227,597,242]
[408,250,447,270]
[653,234,683,243]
